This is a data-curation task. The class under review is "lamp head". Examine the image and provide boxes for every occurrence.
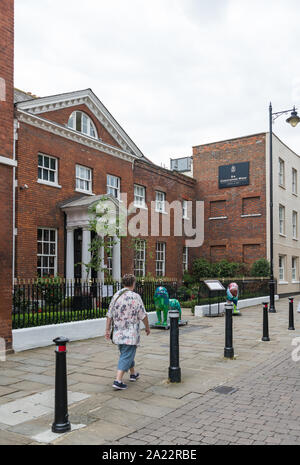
[286,107,300,128]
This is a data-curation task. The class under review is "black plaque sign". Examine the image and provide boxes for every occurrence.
[219,162,249,189]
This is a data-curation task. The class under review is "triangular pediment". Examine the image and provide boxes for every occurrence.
[15,88,144,159]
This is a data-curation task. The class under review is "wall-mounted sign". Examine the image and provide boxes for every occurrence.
[219,162,250,189]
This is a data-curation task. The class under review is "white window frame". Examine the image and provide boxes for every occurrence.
[38,153,58,186]
[292,168,298,195]
[183,246,188,272]
[279,204,285,235]
[67,111,97,139]
[279,158,285,187]
[134,239,146,277]
[37,228,57,277]
[279,255,285,282]
[292,211,298,239]
[155,191,166,213]
[106,237,113,276]
[134,185,146,208]
[292,257,298,282]
[75,164,92,194]
[156,242,166,277]
[107,174,120,199]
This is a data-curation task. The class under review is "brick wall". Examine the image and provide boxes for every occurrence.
[16,119,135,278]
[133,160,196,279]
[193,133,267,268]
[0,0,14,350]
[15,117,196,281]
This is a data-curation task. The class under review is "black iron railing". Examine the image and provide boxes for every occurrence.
[12,278,178,329]
[197,277,273,306]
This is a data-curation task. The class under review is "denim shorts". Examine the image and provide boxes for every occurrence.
[118,344,137,371]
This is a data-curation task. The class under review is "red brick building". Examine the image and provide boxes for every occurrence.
[0,0,15,352]
[193,133,267,267]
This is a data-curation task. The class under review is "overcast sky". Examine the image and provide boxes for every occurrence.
[15,0,300,167]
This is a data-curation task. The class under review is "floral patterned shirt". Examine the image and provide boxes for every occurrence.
[107,288,147,346]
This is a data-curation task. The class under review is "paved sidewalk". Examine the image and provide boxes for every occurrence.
[112,348,300,445]
[0,297,299,445]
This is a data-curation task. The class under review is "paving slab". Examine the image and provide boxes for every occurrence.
[32,423,86,444]
[53,421,134,445]
[1,297,300,445]
[68,382,112,394]
[0,429,33,445]
[89,406,153,428]
[0,389,90,426]
[105,397,174,418]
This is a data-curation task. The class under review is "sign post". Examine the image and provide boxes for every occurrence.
[203,280,225,317]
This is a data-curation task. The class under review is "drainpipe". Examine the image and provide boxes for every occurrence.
[12,118,18,285]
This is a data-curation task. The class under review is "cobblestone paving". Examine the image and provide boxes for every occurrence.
[0,297,299,444]
[112,348,300,445]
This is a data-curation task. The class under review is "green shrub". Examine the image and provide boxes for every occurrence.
[177,286,191,302]
[211,260,241,278]
[192,258,212,280]
[182,272,195,286]
[36,276,64,306]
[250,259,270,277]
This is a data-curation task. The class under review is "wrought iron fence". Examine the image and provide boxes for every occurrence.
[197,277,273,305]
[12,278,178,329]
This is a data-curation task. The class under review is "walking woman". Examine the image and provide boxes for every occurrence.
[105,274,151,390]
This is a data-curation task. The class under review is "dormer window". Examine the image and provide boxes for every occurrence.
[67,111,97,138]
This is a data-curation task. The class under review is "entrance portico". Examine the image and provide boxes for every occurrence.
[61,195,121,282]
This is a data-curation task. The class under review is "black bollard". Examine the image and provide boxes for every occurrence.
[52,336,71,433]
[224,303,234,359]
[262,302,270,341]
[169,309,181,383]
[288,297,295,331]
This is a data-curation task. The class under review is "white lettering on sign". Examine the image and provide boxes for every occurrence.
[0,78,6,101]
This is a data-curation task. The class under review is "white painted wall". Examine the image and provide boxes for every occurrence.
[12,312,158,352]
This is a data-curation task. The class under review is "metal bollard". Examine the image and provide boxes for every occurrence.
[262,302,270,341]
[224,303,234,359]
[169,309,181,383]
[52,337,71,433]
[288,297,295,331]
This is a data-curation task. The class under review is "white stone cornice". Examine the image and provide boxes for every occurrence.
[17,109,136,164]
[0,155,17,167]
[15,89,144,159]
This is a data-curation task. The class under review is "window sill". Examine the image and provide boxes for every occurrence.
[278,281,288,285]
[292,193,298,197]
[292,281,300,284]
[279,233,286,238]
[209,216,228,220]
[155,210,168,215]
[240,214,262,218]
[183,216,190,221]
[75,189,95,196]
[293,237,298,241]
[133,204,148,211]
[37,180,62,189]
[279,184,286,190]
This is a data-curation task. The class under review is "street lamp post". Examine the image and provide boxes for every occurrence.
[268,103,300,313]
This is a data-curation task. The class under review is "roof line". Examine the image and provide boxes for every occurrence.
[193,132,266,149]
